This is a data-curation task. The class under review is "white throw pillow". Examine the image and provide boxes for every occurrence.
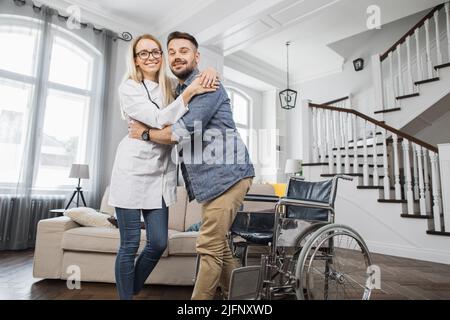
[64,207,115,228]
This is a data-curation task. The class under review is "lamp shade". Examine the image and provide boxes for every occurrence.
[285,159,302,174]
[69,164,90,179]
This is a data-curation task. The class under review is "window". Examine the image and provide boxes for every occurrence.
[226,87,251,148]
[0,16,100,190]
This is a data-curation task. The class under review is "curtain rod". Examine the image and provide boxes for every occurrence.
[12,0,133,42]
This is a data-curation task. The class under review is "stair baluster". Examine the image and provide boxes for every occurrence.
[429,151,443,231]
[353,114,358,174]
[334,111,342,174]
[340,112,345,151]
[403,140,415,215]
[422,148,432,214]
[413,145,420,199]
[424,19,434,79]
[393,134,402,200]
[414,28,423,82]
[382,129,390,199]
[397,43,404,97]
[446,3,450,62]
[326,109,334,174]
[372,123,379,186]
[406,36,415,94]
[344,113,350,173]
[311,108,319,163]
[415,145,427,216]
[319,109,326,163]
[434,10,443,66]
[362,120,369,186]
[389,52,396,108]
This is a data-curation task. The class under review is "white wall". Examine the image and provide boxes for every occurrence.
[259,90,278,183]
[282,10,428,163]
[416,111,450,146]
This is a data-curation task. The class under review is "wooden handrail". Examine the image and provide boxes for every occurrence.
[321,96,349,105]
[309,102,438,152]
[380,3,445,62]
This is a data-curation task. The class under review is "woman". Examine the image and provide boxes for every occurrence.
[108,34,218,300]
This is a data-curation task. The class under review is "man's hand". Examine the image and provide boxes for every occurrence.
[128,119,149,140]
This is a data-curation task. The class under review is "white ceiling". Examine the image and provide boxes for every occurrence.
[40,0,446,91]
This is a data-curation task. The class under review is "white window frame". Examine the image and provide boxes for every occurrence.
[226,86,252,149]
[0,15,101,192]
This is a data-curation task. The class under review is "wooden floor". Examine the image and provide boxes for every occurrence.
[1,249,450,300]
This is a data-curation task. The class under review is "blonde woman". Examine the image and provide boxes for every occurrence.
[108,34,218,300]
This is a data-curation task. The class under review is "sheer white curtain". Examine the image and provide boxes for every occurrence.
[0,0,113,249]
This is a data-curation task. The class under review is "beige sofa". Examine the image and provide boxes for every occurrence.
[33,183,276,286]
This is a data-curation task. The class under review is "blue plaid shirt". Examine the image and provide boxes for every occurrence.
[172,70,255,203]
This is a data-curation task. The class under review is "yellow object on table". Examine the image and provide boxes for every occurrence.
[270,183,287,197]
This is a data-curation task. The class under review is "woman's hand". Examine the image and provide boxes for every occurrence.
[180,75,220,106]
[189,76,220,95]
[198,67,220,88]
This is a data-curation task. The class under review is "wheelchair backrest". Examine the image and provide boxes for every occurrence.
[285,177,334,221]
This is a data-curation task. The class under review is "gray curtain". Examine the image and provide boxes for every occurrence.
[0,0,114,250]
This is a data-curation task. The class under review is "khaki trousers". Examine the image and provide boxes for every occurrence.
[191,177,253,300]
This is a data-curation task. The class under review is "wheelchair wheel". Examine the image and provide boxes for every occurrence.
[295,224,373,300]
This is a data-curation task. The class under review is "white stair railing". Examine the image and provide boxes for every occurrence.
[306,102,446,234]
[373,3,450,112]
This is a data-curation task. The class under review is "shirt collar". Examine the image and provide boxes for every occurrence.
[175,69,200,96]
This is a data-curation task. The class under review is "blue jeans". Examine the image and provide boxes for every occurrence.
[114,199,168,300]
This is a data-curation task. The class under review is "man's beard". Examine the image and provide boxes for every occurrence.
[170,60,196,80]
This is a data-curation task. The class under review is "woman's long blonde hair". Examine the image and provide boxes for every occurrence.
[122,34,174,118]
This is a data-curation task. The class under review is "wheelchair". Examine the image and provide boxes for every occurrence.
[228,175,374,300]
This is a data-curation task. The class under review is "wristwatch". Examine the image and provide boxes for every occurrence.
[141,129,150,141]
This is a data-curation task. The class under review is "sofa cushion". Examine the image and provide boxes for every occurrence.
[168,231,198,256]
[61,227,180,257]
[169,187,187,232]
[184,199,202,232]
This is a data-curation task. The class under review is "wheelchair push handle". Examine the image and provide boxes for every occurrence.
[334,174,353,181]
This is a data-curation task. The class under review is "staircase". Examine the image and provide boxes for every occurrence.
[299,94,450,264]
[372,2,450,130]
[290,2,450,264]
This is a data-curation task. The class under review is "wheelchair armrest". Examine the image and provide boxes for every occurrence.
[244,194,280,203]
[278,198,333,210]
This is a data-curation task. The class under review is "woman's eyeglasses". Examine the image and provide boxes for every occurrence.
[135,49,162,60]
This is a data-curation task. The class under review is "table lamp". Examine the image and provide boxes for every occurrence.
[285,159,302,177]
[65,164,89,209]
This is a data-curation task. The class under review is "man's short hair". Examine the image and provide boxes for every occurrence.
[167,31,199,49]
